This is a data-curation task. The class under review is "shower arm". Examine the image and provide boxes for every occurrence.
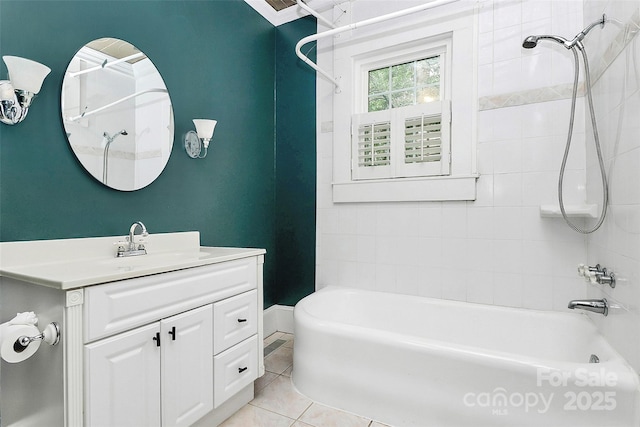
[295,0,460,93]
[65,88,168,122]
[566,14,606,49]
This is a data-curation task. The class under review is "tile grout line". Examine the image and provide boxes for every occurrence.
[294,398,314,424]
[246,401,297,424]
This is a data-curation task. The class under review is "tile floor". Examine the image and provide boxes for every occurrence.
[220,332,392,427]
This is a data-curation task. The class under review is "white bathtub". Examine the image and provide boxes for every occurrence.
[292,287,640,427]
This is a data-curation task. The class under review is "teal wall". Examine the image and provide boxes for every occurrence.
[274,18,317,306]
[0,0,316,308]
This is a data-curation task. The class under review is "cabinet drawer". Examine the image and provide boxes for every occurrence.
[213,335,258,408]
[213,290,257,354]
[85,257,257,342]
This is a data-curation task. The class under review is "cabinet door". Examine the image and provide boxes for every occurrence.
[85,322,161,427]
[161,304,214,427]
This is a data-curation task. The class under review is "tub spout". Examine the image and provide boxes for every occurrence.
[568,299,608,316]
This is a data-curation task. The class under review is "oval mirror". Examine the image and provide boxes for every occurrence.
[61,38,174,191]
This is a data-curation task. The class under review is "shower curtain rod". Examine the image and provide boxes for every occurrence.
[295,0,460,92]
[67,52,146,78]
[297,0,336,29]
[65,88,168,122]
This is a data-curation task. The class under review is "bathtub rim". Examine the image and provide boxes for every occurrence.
[294,286,639,378]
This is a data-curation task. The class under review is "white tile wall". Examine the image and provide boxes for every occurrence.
[583,0,640,373]
[317,0,590,312]
[316,0,640,372]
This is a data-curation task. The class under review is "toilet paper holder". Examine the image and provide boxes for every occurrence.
[13,322,60,353]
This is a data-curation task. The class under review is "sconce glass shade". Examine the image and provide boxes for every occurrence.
[0,56,50,125]
[3,56,51,94]
[192,119,217,141]
[185,119,217,158]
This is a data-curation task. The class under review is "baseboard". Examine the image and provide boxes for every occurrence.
[263,304,294,336]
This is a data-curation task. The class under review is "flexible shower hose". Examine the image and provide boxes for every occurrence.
[558,46,608,234]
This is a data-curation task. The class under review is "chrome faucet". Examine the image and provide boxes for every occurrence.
[568,298,608,316]
[116,221,149,257]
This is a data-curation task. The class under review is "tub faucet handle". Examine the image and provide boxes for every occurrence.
[578,263,602,279]
[578,263,616,288]
[596,268,616,288]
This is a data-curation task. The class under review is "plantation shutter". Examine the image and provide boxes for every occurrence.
[404,116,442,164]
[397,101,451,178]
[351,101,450,180]
[351,110,394,180]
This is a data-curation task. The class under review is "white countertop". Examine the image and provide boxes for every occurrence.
[0,232,265,290]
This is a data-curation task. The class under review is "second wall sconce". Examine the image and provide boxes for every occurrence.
[0,56,51,125]
[184,119,217,159]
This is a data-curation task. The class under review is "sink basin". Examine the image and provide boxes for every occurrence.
[97,247,252,271]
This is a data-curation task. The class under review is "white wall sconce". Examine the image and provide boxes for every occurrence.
[184,119,217,159]
[0,56,51,125]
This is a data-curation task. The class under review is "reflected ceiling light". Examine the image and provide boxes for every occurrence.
[0,56,51,125]
[184,119,217,159]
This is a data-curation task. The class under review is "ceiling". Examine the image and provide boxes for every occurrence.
[244,0,335,26]
[85,38,146,63]
[265,0,297,11]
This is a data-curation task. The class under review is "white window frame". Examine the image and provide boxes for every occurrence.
[352,38,452,182]
[330,2,478,203]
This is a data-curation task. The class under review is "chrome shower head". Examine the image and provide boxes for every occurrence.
[522,34,569,49]
[103,129,128,143]
[522,35,539,49]
[523,14,606,51]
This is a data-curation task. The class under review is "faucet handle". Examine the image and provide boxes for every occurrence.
[577,263,588,276]
[578,263,602,280]
[586,271,599,284]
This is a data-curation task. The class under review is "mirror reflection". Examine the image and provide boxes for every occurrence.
[61,38,174,191]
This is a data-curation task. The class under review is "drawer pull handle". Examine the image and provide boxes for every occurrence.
[237,318,247,323]
[168,326,176,341]
[238,367,248,373]
[153,332,161,347]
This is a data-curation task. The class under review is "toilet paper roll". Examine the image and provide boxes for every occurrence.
[1,324,41,363]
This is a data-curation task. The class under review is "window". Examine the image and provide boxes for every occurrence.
[330,5,477,203]
[351,41,451,181]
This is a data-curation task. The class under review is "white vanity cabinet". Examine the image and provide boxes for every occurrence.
[0,234,265,427]
[79,256,264,427]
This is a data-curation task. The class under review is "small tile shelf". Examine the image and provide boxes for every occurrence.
[539,204,598,218]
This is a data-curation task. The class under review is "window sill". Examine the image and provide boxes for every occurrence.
[332,175,478,203]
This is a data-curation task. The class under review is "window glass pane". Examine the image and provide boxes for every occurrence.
[391,90,414,109]
[391,62,415,91]
[416,56,440,86]
[368,95,389,112]
[367,55,442,112]
[418,86,440,103]
[368,67,389,95]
